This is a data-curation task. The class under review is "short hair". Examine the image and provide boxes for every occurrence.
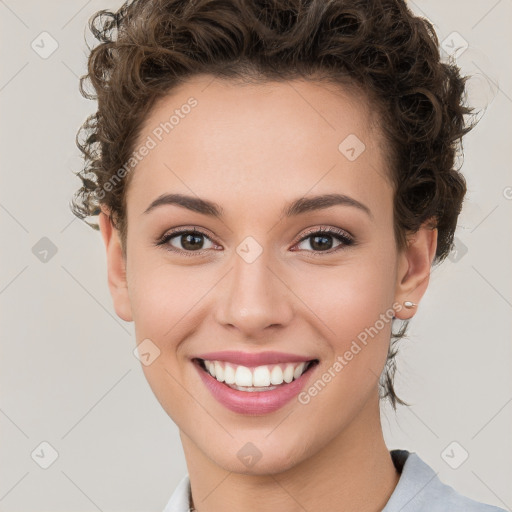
[71,0,475,410]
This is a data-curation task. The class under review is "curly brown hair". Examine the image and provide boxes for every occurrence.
[71,0,475,410]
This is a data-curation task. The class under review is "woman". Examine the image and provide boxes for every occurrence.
[71,0,506,510]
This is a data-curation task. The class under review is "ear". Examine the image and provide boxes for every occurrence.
[98,207,133,322]
[394,220,438,320]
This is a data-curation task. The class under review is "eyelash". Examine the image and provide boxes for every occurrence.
[155,225,355,257]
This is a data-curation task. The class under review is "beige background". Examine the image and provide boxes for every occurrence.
[1,0,511,510]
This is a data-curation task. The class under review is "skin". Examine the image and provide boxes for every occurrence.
[99,74,437,511]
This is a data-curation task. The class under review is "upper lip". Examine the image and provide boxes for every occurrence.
[193,351,317,367]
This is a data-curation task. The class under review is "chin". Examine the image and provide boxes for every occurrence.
[207,438,314,476]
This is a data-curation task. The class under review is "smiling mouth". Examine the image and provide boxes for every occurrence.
[193,357,319,392]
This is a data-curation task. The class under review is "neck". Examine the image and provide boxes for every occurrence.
[182,394,400,512]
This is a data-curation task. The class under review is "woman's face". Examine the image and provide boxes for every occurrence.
[101,75,431,474]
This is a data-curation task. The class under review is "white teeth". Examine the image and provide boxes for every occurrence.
[283,364,294,383]
[234,365,253,387]
[293,362,306,380]
[253,366,271,387]
[270,365,284,385]
[201,359,313,388]
[224,363,236,384]
[214,361,224,382]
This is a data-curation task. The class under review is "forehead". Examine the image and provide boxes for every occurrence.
[126,75,391,217]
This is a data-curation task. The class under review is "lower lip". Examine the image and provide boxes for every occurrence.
[194,360,317,415]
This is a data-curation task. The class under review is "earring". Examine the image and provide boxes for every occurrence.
[403,300,417,309]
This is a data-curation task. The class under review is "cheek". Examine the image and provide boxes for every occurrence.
[128,238,398,352]
[289,264,396,436]
[128,251,199,339]
[298,251,397,339]
[292,250,398,404]
[127,256,197,419]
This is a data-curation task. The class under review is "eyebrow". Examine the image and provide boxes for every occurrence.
[142,192,373,220]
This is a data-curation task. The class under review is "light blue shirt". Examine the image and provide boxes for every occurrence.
[162,449,506,511]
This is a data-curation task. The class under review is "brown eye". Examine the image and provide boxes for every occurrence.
[157,228,216,255]
[294,227,354,254]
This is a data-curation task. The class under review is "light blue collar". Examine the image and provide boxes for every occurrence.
[162,449,505,512]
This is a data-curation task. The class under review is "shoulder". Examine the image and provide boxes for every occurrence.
[383,450,506,512]
[425,474,506,512]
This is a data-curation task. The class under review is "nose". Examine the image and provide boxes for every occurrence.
[214,249,294,339]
